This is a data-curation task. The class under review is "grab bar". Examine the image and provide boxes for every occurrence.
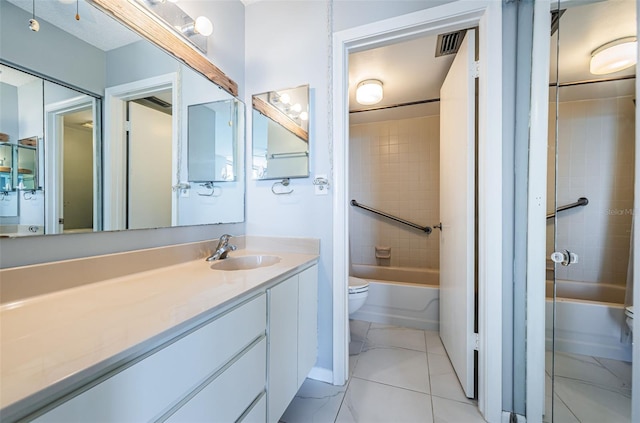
[546,197,588,219]
[351,199,432,234]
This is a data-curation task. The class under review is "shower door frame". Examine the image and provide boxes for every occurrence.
[332,2,504,421]
[527,1,640,422]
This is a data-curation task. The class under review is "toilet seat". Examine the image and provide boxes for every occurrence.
[349,276,369,294]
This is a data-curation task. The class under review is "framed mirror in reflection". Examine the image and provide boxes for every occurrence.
[0,0,245,237]
[252,84,310,180]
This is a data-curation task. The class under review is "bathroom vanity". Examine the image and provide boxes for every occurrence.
[0,237,319,422]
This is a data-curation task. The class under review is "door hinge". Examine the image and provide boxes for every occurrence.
[472,60,480,78]
[473,332,479,351]
[125,120,131,132]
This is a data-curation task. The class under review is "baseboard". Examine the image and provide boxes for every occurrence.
[307,366,333,384]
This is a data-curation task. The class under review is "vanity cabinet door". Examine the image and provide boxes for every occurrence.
[34,294,266,423]
[267,275,299,423]
[297,265,318,388]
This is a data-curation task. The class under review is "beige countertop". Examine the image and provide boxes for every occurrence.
[0,249,318,415]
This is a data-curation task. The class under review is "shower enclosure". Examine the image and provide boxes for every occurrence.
[546,0,636,421]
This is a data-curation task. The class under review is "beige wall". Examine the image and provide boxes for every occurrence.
[547,96,635,287]
[349,115,440,269]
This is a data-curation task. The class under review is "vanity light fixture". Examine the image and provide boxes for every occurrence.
[28,0,39,32]
[590,37,637,75]
[133,0,213,53]
[356,79,383,105]
[177,16,213,37]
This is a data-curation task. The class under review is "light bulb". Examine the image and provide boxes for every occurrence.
[356,79,383,105]
[279,93,291,105]
[194,16,213,36]
[291,103,302,113]
[590,37,637,75]
[300,111,309,121]
[29,18,40,32]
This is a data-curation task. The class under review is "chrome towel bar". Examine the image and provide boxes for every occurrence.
[546,197,589,219]
[351,199,432,234]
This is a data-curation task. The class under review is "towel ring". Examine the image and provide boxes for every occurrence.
[272,178,293,195]
[198,182,222,197]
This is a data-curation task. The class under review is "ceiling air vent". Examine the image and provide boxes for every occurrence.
[550,9,565,36]
[144,96,172,108]
[435,30,466,57]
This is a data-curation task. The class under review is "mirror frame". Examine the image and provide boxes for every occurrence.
[88,0,238,97]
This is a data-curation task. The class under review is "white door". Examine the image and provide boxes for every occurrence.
[439,29,476,398]
[127,102,172,229]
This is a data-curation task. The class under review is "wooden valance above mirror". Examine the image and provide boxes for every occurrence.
[89,0,238,97]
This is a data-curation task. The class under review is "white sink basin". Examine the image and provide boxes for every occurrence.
[210,255,281,271]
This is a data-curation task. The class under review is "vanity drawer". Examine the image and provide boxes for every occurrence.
[240,393,267,423]
[166,337,266,422]
[35,294,266,422]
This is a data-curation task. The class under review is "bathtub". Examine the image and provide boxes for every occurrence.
[349,264,439,331]
[349,266,631,361]
[545,279,631,362]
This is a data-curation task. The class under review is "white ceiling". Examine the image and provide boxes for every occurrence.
[349,0,636,124]
[5,0,139,51]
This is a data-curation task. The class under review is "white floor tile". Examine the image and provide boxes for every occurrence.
[428,353,472,404]
[432,396,485,423]
[554,377,632,423]
[336,378,433,423]
[553,351,630,392]
[365,323,427,352]
[594,356,633,389]
[425,331,446,355]
[280,378,347,423]
[353,346,430,393]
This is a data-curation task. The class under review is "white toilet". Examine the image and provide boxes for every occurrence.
[625,305,634,335]
[348,276,369,316]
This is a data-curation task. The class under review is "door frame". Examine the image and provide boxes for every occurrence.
[331,2,503,421]
[103,73,178,230]
[44,95,100,234]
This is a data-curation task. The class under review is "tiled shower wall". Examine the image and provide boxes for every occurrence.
[349,115,439,269]
[546,96,635,287]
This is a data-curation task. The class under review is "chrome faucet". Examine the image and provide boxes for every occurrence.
[206,234,237,261]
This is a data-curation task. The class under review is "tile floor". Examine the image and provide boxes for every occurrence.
[543,350,632,423]
[280,320,485,423]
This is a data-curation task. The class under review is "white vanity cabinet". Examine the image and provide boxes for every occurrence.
[267,265,318,423]
[22,262,318,423]
[34,294,267,423]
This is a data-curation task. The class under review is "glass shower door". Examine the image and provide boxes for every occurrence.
[546,1,636,421]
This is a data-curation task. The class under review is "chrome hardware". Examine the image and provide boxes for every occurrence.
[272,178,294,195]
[206,234,237,261]
[546,197,588,219]
[351,199,432,234]
[550,250,579,267]
[433,223,442,230]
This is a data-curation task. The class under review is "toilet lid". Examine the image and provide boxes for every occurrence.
[349,276,369,294]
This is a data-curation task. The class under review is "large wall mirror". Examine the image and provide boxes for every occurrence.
[0,0,244,237]
[252,85,310,180]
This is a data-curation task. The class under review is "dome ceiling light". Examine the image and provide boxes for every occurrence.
[356,79,384,105]
[590,37,637,75]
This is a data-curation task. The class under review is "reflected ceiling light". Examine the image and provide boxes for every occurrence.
[356,79,383,105]
[135,0,211,53]
[300,111,309,121]
[590,37,637,75]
